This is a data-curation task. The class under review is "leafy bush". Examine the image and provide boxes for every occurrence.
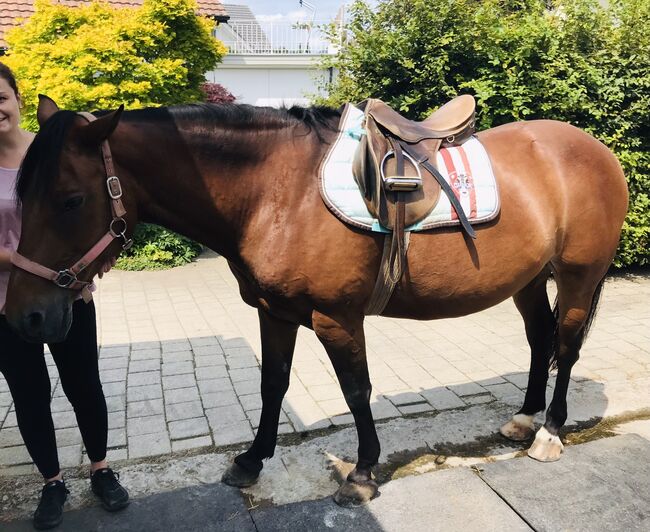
[201,82,236,104]
[115,224,204,271]
[323,0,649,267]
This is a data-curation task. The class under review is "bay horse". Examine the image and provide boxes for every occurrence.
[6,96,628,506]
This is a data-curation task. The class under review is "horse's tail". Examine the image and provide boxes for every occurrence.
[548,276,606,370]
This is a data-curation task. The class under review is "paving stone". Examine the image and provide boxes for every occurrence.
[194,354,227,367]
[127,399,164,418]
[99,346,130,358]
[55,427,83,447]
[165,387,200,405]
[233,380,260,396]
[127,384,163,402]
[420,388,465,410]
[162,351,193,363]
[229,367,260,383]
[102,381,127,397]
[108,411,126,430]
[52,411,78,429]
[161,361,195,376]
[0,445,31,466]
[480,434,650,532]
[129,359,161,373]
[166,401,205,422]
[108,428,127,448]
[239,393,262,411]
[198,378,233,395]
[99,357,129,371]
[205,404,247,428]
[0,427,23,447]
[101,368,128,383]
[195,365,229,380]
[130,348,161,361]
[212,420,254,446]
[128,371,162,387]
[162,373,197,390]
[127,415,167,436]
[162,340,191,353]
[58,444,82,467]
[447,382,487,397]
[128,432,171,459]
[399,403,435,415]
[201,390,239,408]
[462,394,494,405]
[171,435,213,452]
[250,467,529,532]
[387,391,426,406]
[169,418,210,440]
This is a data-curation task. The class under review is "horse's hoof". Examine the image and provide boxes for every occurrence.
[333,479,379,507]
[527,427,564,462]
[500,414,535,442]
[221,462,260,488]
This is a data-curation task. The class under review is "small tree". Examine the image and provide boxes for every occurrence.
[4,0,227,130]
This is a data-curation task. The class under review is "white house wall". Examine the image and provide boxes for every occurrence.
[207,55,334,107]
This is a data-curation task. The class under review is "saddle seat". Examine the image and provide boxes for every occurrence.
[366,94,476,144]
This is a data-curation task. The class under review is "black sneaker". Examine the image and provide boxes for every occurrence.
[91,468,129,511]
[33,480,68,530]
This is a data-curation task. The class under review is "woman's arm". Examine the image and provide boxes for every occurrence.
[0,248,12,272]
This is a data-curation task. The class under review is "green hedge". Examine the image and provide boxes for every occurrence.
[115,224,203,271]
[322,0,649,267]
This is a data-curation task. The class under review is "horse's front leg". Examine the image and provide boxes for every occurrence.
[312,310,380,507]
[222,308,298,487]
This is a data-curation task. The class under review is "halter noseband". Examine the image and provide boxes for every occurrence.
[10,111,133,302]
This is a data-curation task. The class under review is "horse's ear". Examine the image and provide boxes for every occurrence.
[37,95,60,127]
[82,105,125,145]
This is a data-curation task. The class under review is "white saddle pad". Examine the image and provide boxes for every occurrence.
[319,103,500,232]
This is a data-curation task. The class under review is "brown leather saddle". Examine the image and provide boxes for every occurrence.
[352,95,477,314]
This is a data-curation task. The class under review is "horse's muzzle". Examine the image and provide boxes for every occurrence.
[8,301,73,343]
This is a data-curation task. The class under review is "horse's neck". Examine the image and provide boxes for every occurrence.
[117,121,325,261]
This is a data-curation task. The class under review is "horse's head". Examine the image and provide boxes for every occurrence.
[5,96,130,342]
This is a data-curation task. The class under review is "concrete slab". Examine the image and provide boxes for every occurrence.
[3,482,254,532]
[251,467,531,532]
[479,434,650,532]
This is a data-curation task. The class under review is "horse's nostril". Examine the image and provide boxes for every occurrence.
[25,311,45,332]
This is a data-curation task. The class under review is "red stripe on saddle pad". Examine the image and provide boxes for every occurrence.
[457,145,477,218]
[439,148,461,220]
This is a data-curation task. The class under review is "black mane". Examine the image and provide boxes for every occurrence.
[17,102,343,202]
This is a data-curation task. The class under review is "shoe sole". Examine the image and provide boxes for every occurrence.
[33,516,63,530]
[92,487,130,512]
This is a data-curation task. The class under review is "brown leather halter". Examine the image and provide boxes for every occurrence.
[10,111,132,302]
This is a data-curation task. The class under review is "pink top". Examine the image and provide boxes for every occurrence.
[0,166,21,314]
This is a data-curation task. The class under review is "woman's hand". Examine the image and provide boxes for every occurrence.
[97,256,117,279]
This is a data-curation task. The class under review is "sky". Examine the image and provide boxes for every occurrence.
[241,1,350,23]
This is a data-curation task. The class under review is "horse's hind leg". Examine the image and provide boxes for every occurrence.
[222,309,298,487]
[527,268,605,462]
[500,268,556,441]
[312,310,380,507]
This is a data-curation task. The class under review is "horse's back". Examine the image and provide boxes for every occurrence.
[382,120,628,319]
[479,120,628,267]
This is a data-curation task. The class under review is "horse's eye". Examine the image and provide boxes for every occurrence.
[63,196,84,212]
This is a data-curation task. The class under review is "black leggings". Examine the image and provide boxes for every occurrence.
[0,300,107,479]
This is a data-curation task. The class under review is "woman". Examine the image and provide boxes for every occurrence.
[0,62,128,529]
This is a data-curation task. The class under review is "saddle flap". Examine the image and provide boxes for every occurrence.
[352,109,442,229]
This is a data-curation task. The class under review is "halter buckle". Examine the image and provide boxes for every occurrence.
[106,176,123,199]
[54,269,77,288]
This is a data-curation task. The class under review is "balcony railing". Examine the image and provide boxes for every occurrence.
[219,21,341,55]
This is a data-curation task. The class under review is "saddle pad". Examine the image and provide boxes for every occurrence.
[319,103,500,233]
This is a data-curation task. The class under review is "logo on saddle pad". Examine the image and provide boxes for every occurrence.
[451,172,474,196]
